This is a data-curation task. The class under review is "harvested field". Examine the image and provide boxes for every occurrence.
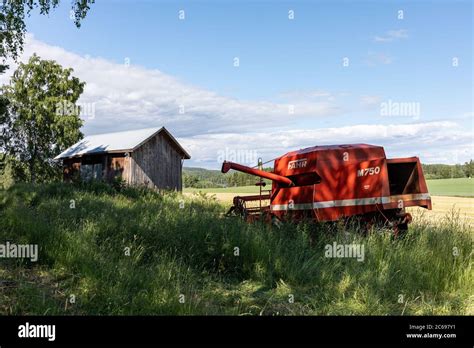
[184,192,473,226]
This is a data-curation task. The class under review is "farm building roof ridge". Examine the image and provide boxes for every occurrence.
[55,127,190,160]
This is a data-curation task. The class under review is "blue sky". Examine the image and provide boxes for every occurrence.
[1,0,472,167]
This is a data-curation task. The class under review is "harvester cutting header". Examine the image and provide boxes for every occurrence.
[221,144,431,233]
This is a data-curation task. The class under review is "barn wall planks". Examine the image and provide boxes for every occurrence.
[130,132,183,190]
[63,158,81,181]
[107,155,128,182]
[63,154,128,183]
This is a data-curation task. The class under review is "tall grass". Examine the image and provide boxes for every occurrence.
[0,183,472,315]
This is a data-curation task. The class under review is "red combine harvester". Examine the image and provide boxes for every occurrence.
[221,144,432,233]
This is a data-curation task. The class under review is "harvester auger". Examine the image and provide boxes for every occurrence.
[221,144,432,234]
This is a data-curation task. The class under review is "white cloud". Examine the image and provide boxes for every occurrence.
[360,95,381,106]
[182,121,473,168]
[374,29,409,43]
[0,34,341,137]
[279,90,334,100]
[1,34,471,167]
[365,51,393,66]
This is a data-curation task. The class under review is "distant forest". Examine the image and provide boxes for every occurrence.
[422,161,473,180]
[183,160,474,188]
[183,167,273,188]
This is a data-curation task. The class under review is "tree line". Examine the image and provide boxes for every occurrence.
[422,161,473,180]
[183,161,474,189]
[183,167,272,189]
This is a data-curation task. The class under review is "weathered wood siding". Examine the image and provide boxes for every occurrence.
[105,154,130,183]
[63,153,130,183]
[130,132,183,190]
[63,158,82,181]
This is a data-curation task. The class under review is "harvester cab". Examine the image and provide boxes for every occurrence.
[221,144,432,233]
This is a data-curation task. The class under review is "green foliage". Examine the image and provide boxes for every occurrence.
[183,162,474,189]
[184,178,474,197]
[183,166,272,188]
[0,2,94,184]
[422,162,473,180]
[110,176,127,192]
[463,160,474,178]
[0,183,472,315]
[0,155,27,188]
[1,54,85,182]
[0,0,94,64]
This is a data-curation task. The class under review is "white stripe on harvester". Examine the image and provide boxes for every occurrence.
[270,193,431,211]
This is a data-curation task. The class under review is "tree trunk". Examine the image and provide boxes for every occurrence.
[29,159,35,183]
[29,124,37,183]
[30,145,36,184]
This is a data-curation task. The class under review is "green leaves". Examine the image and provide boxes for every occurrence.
[0,1,94,63]
[1,54,85,182]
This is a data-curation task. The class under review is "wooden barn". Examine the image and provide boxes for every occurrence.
[55,127,190,191]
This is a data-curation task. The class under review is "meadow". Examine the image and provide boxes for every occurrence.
[0,182,472,315]
[184,178,474,196]
[184,178,474,223]
[425,178,473,197]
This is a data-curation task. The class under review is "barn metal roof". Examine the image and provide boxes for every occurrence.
[55,127,191,160]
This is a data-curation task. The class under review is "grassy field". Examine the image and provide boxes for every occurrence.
[185,185,265,194]
[184,178,474,223]
[0,183,472,315]
[184,178,474,196]
[426,178,473,197]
